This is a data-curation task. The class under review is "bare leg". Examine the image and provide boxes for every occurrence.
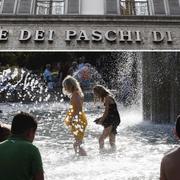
[73,138,87,156]
[73,141,78,154]
[99,126,112,149]
[79,145,87,156]
[109,133,116,149]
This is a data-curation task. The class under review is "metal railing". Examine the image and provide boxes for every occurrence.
[120,0,150,15]
[36,0,64,15]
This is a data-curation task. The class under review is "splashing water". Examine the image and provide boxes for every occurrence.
[0,53,177,179]
[110,52,143,106]
[0,67,63,103]
[0,102,177,180]
[72,63,106,89]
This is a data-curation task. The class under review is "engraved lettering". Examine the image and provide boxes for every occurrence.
[19,30,31,41]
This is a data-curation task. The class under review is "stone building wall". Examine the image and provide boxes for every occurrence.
[0,16,180,50]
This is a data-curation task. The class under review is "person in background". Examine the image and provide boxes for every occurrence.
[62,75,87,156]
[78,56,85,70]
[68,61,78,76]
[79,63,91,89]
[43,64,54,91]
[93,85,121,150]
[57,62,63,89]
[0,112,44,180]
[160,115,180,180]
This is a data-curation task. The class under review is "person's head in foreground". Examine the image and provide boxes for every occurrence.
[11,111,37,142]
[0,112,44,180]
[62,75,83,97]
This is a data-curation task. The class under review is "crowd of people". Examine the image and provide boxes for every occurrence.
[0,65,180,180]
[0,57,94,98]
[42,57,92,92]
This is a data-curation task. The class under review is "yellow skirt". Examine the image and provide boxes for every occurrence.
[64,111,87,141]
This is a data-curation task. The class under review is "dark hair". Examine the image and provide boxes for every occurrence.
[176,115,180,138]
[0,124,11,142]
[11,112,37,135]
[93,85,111,102]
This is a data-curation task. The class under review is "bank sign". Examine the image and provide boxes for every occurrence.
[0,16,179,50]
[0,29,173,43]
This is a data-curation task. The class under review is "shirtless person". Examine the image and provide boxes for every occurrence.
[160,115,180,180]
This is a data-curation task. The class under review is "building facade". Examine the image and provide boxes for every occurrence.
[0,0,180,123]
[0,0,179,51]
[0,0,180,16]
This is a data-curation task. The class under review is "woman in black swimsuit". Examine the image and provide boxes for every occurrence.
[93,85,121,150]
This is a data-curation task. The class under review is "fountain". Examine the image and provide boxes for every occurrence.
[0,67,63,103]
[109,52,142,106]
[72,62,106,100]
[0,52,178,180]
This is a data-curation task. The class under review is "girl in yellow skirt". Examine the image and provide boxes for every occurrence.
[62,75,87,156]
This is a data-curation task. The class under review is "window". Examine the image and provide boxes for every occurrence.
[36,0,65,15]
[120,0,149,15]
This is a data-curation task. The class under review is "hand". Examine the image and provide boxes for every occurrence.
[94,118,102,124]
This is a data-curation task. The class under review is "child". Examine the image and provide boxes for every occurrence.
[62,75,87,156]
[93,85,121,150]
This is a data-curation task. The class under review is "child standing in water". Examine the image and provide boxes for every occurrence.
[62,75,87,156]
[93,85,121,150]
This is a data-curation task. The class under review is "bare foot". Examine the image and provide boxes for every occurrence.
[79,147,87,156]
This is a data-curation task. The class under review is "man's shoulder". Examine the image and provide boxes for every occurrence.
[20,140,39,151]
[0,139,40,158]
[163,147,180,161]
[8,137,39,151]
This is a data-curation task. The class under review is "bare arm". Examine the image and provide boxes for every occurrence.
[71,92,82,116]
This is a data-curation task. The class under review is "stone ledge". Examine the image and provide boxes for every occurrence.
[0,15,180,24]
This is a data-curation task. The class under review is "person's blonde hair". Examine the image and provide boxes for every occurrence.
[93,85,112,102]
[62,75,84,98]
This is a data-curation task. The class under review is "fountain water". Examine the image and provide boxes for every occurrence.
[72,62,106,99]
[0,67,63,103]
[111,52,142,106]
[0,52,177,180]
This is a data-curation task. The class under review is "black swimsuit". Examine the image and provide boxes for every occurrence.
[102,101,121,135]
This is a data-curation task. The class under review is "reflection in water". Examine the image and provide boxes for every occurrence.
[0,102,177,180]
